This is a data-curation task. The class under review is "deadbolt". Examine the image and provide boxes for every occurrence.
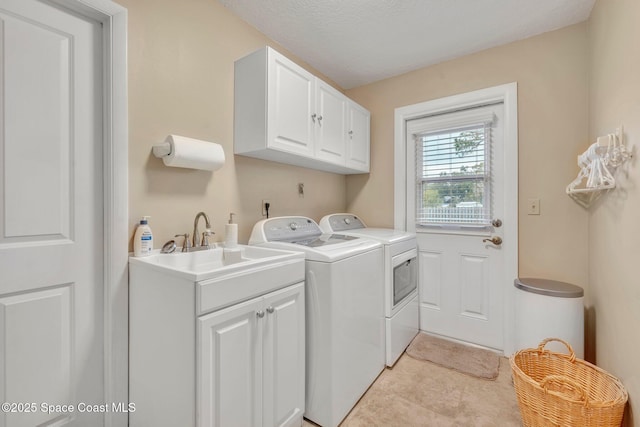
[482,236,503,245]
[492,219,503,228]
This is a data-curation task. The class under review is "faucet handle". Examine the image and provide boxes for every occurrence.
[201,229,215,248]
[174,233,191,252]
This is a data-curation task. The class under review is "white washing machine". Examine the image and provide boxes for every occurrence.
[319,213,419,367]
[250,216,385,427]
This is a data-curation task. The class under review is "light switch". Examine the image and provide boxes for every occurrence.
[527,198,540,215]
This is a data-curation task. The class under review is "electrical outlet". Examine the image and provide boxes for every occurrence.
[527,198,540,215]
[262,199,270,217]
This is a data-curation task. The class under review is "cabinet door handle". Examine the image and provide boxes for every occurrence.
[256,310,265,318]
[266,306,274,314]
[349,130,354,138]
[311,113,316,122]
[317,115,323,124]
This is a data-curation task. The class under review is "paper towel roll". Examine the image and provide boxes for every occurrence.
[153,135,225,171]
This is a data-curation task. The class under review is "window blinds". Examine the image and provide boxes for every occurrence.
[411,110,495,227]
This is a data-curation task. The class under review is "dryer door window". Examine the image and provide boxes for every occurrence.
[392,251,417,306]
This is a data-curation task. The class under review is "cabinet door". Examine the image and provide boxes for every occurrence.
[346,101,371,172]
[262,283,305,427]
[267,51,316,157]
[198,297,263,427]
[315,81,347,165]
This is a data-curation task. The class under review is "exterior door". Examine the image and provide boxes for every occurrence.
[407,102,509,351]
[0,1,104,426]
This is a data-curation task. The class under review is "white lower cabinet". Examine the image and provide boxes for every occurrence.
[198,283,305,427]
[129,251,305,427]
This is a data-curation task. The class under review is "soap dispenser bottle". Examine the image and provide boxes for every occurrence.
[225,213,238,248]
[133,216,153,257]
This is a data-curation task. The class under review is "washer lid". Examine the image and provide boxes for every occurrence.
[249,216,382,262]
[319,214,416,245]
[250,238,381,263]
[514,278,584,298]
[287,233,358,247]
[336,228,416,245]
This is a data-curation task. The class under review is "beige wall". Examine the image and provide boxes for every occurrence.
[120,0,347,247]
[588,0,639,424]
[345,24,590,292]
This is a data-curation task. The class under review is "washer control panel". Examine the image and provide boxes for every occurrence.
[326,214,366,231]
[264,217,322,241]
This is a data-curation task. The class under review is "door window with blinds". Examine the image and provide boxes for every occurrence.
[408,105,498,229]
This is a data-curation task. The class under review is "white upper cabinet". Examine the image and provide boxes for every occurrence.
[234,47,370,174]
[268,53,316,157]
[314,80,347,165]
[346,100,371,172]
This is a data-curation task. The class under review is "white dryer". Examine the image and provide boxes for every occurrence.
[319,213,419,367]
[249,216,385,427]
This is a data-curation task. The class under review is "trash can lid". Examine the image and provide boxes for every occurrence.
[514,277,584,298]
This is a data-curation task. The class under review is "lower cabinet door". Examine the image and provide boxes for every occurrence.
[198,297,263,427]
[262,283,305,427]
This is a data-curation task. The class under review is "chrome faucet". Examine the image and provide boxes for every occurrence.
[193,211,214,248]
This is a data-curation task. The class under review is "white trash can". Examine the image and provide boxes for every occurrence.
[514,278,584,358]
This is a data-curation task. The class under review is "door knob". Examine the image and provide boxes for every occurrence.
[482,236,503,245]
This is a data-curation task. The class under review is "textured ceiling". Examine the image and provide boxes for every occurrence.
[218,0,595,89]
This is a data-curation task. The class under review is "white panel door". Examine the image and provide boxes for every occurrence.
[407,103,507,350]
[198,297,263,427]
[315,81,347,165]
[268,52,316,157]
[417,234,504,349]
[0,1,103,426]
[262,283,304,427]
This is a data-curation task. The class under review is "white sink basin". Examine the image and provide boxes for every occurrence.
[129,245,304,281]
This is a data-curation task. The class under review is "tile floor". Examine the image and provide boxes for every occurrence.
[303,353,522,427]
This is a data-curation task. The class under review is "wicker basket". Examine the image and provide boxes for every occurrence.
[510,338,628,427]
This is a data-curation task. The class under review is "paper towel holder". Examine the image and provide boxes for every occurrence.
[152,134,226,171]
[152,141,172,158]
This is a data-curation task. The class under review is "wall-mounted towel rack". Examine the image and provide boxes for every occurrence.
[566,126,631,204]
